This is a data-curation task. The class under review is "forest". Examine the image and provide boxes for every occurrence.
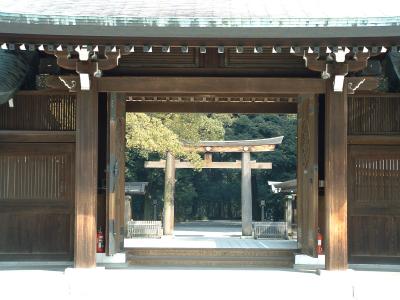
[125,113,297,222]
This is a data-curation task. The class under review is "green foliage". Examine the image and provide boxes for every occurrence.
[126,113,297,221]
[125,113,231,166]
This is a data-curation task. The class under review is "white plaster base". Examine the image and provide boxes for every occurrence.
[96,252,126,264]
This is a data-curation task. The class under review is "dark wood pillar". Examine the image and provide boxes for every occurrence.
[75,89,98,268]
[241,151,253,236]
[106,92,126,255]
[163,151,176,235]
[325,79,348,270]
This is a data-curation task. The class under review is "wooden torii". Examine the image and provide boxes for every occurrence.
[145,136,284,236]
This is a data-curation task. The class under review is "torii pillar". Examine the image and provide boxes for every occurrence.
[241,151,252,236]
[163,152,176,236]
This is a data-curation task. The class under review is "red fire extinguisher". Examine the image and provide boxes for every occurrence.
[317,228,323,255]
[97,227,105,253]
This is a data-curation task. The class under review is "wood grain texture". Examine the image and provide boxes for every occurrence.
[325,80,348,270]
[74,89,98,268]
[0,94,76,131]
[126,101,297,114]
[0,130,75,143]
[297,94,319,257]
[106,92,126,255]
[348,145,400,263]
[348,95,400,136]
[0,143,74,260]
[97,77,325,94]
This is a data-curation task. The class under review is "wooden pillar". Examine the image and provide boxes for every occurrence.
[163,151,176,235]
[325,79,348,270]
[75,89,98,268]
[106,92,126,255]
[286,196,293,237]
[241,151,253,236]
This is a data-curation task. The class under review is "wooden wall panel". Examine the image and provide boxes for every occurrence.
[348,95,400,135]
[0,143,74,260]
[113,46,199,74]
[224,48,313,76]
[348,145,400,263]
[0,94,76,131]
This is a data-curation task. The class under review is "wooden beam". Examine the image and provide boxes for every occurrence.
[348,135,400,145]
[325,79,348,270]
[187,145,276,153]
[0,130,75,143]
[126,101,297,114]
[74,89,98,268]
[97,77,325,94]
[145,160,272,169]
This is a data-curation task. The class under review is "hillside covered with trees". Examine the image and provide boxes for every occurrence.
[126,113,296,222]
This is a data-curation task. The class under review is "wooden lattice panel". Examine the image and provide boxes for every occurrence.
[348,145,400,261]
[0,93,76,131]
[348,95,400,135]
[0,153,71,201]
[0,143,74,260]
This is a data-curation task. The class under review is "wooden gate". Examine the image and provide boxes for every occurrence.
[0,143,75,260]
[348,145,400,263]
[297,95,319,257]
[347,94,400,263]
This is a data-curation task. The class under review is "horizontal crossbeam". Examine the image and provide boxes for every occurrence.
[145,160,272,169]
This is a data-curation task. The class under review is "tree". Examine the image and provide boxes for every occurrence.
[125,113,232,220]
[125,113,231,165]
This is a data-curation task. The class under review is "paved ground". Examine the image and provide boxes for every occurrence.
[2,221,398,299]
[125,220,298,249]
[0,266,399,300]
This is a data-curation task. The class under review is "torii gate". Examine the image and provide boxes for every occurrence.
[145,136,283,237]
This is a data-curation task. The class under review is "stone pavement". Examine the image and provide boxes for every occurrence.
[125,220,298,249]
[0,266,399,300]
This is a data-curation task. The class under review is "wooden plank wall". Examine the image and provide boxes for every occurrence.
[0,94,76,260]
[0,94,76,131]
[348,94,400,263]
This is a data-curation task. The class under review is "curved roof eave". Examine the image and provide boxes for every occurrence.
[0,22,399,45]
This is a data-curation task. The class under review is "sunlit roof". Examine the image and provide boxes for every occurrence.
[0,0,399,28]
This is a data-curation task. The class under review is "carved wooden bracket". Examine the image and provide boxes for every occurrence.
[303,52,370,76]
[347,76,380,94]
[47,49,121,74]
[302,51,371,92]
[45,49,121,90]
[43,75,79,92]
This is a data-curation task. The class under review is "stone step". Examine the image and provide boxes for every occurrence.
[126,247,296,257]
[125,248,296,268]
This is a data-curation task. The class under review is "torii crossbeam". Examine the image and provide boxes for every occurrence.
[145,136,283,236]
